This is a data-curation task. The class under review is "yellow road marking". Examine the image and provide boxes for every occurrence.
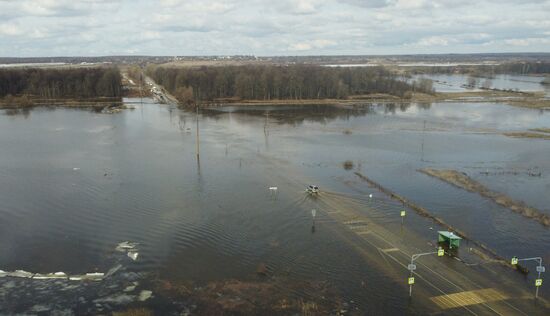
[344,220,367,225]
[430,288,509,309]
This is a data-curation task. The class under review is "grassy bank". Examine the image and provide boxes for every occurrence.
[531,128,550,133]
[174,89,549,110]
[504,132,550,140]
[0,96,123,109]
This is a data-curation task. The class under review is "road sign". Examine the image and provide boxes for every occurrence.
[408,277,415,285]
[535,279,543,287]
[400,210,406,217]
[311,209,316,218]
[536,266,545,273]
[511,257,518,265]
[438,248,445,257]
[407,264,416,271]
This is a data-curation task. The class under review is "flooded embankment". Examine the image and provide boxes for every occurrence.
[420,169,550,227]
[353,171,528,272]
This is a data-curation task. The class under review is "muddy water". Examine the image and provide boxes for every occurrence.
[1,99,550,313]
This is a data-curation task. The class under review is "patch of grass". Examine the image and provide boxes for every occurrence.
[530,128,550,134]
[300,300,318,316]
[503,132,550,140]
[342,160,354,170]
[113,307,152,316]
[0,95,34,108]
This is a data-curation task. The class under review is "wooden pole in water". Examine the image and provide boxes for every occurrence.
[196,104,200,158]
[311,209,316,233]
[421,120,426,162]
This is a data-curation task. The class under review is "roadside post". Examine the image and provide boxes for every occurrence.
[408,247,445,297]
[511,256,545,299]
[311,209,317,233]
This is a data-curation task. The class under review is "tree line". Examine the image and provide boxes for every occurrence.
[0,67,122,99]
[147,65,434,105]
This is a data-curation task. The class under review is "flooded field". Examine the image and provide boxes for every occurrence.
[1,98,550,314]
[412,74,550,94]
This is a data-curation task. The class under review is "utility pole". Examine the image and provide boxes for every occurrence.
[196,104,200,158]
[421,120,426,162]
[195,87,200,159]
[264,111,269,149]
[311,209,317,233]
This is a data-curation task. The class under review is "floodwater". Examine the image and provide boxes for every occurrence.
[1,98,550,313]
[412,74,550,94]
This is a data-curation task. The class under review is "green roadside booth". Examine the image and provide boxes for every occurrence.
[438,231,462,249]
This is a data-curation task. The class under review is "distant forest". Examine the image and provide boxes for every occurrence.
[147,65,434,104]
[0,67,122,99]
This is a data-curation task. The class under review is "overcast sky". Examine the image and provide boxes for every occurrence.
[1,0,549,57]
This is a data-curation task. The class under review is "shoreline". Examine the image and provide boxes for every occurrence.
[181,90,550,110]
[1,90,549,111]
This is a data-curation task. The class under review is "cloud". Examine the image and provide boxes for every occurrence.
[289,39,336,51]
[0,23,23,36]
[503,37,550,46]
[414,36,456,47]
[0,0,549,56]
[339,0,397,8]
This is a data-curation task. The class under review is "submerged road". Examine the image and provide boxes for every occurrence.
[256,155,549,315]
[312,189,549,315]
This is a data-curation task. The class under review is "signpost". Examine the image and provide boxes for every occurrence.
[408,248,444,297]
[511,256,545,299]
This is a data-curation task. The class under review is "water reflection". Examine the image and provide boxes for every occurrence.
[4,108,31,118]
[201,102,434,124]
